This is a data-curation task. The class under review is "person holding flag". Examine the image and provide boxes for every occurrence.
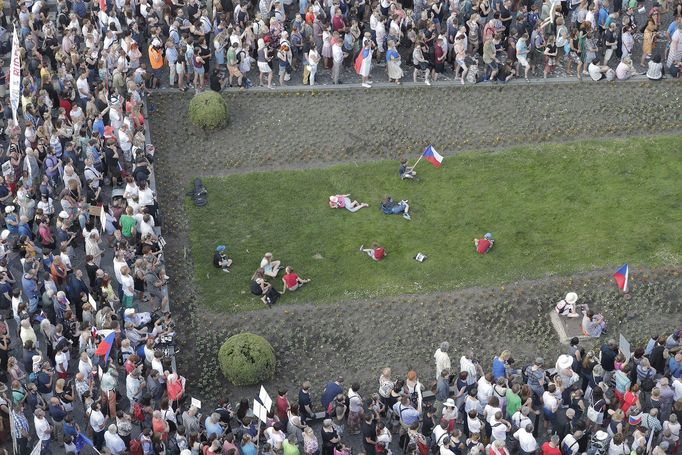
[399,159,417,180]
[406,145,444,176]
[356,38,375,88]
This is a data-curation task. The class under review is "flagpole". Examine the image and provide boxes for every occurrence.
[411,154,424,171]
[255,422,261,453]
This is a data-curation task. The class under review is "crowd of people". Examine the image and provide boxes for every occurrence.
[0,0,681,453]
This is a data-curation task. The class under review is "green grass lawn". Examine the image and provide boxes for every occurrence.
[186,136,682,312]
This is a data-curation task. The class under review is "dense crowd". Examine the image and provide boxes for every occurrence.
[0,0,680,453]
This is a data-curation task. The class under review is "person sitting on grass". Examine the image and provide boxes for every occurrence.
[582,307,607,337]
[251,268,281,307]
[213,245,232,273]
[474,233,494,254]
[329,194,369,212]
[380,196,411,220]
[555,292,581,318]
[260,252,281,277]
[399,159,417,180]
[359,242,386,261]
[281,266,311,293]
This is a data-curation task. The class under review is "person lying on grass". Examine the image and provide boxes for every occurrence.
[213,245,232,273]
[260,252,281,277]
[474,233,494,254]
[329,194,369,212]
[399,159,417,180]
[359,242,386,261]
[251,268,281,307]
[380,196,411,220]
[281,266,311,293]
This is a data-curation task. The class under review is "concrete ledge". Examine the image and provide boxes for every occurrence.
[549,310,591,344]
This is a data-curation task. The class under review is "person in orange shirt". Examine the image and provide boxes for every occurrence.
[148,39,165,89]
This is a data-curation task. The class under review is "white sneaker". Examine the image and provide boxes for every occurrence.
[362,83,372,88]
[425,80,431,86]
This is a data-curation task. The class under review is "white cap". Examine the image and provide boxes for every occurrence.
[0,230,9,240]
[124,308,135,316]
[4,205,14,214]
[58,211,69,218]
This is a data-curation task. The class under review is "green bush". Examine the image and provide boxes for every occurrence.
[218,333,275,385]
[188,91,229,129]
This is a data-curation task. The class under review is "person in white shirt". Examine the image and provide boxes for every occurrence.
[513,424,538,454]
[76,72,91,101]
[466,409,482,435]
[432,423,448,447]
[126,368,145,404]
[120,266,135,308]
[488,439,510,455]
[561,431,583,455]
[460,352,481,385]
[542,384,559,434]
[105,424,127,455]
[477,373,494,407]
[434,342,451,379]
[673,377,682,401]
[55,345,70,377]
[484,397,502,424]
[90,403,107,449]
[588,58,610,80]
[34,409,52,445]
[138,181,156,209]
[440,437,456,455]
[490,412,511,442]
[512,406,533,431]
[78,352,93,378]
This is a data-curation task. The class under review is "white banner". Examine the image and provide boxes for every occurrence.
[259,385,272,410]
[9,26,21,123]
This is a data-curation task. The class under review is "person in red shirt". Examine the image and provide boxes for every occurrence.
[540,435,562,455]
[281,266,311,293]
[360,242,386,261]
[474,232,494,254]
[275,389,290,428]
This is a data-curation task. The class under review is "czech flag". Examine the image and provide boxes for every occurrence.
[95,332,116,364]
[613,264,629,293]
[422,145,443,168]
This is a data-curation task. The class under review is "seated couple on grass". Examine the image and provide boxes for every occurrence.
[380,196,411,220]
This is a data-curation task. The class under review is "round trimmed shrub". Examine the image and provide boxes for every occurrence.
[188,91,229,129]
[218,333,275,386]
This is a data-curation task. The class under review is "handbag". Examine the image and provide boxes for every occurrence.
[587,403,603,424]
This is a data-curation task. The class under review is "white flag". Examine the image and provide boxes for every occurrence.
[9,26,21,124]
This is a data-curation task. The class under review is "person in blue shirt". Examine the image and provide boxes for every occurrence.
[321,377,344,414]
[241,434,258,455]
[392,395,420,428]
[4,206,18,235]
[399,159,417,180]
[204,413,225,439]
[492,351,511,381]
[668,352,682,378]
[18,217,33,241]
